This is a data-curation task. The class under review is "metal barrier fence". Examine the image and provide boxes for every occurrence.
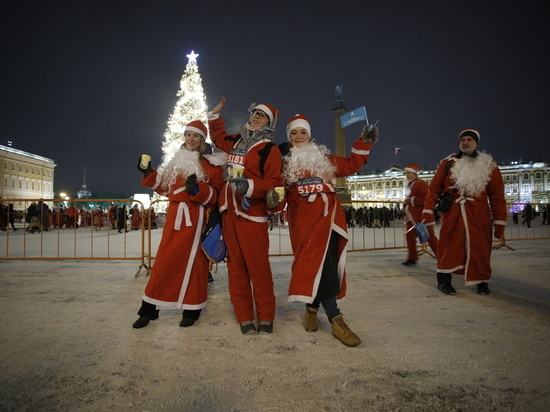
[2,199,549,269]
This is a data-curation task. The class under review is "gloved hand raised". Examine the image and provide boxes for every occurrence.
[137,155,153,176]
[229,178,249,195]
[360,125,379,143]
[185,173,199,195]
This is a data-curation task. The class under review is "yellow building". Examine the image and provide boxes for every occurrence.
[347,161,550,207]
[0,144,56,209]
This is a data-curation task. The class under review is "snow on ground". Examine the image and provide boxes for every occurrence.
[0,236,549,411]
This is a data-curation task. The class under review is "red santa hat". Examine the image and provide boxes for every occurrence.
[404,163,421,174]
[458,128,480,144]
[252,103,279,127]
[286,114,311,141]
[185,120,208,139]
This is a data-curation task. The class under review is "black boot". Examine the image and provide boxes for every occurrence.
[180,309,201,327]
[436,272,456,295]
[133,300,159,328]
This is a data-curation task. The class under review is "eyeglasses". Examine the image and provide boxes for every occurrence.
[250,110,268,119]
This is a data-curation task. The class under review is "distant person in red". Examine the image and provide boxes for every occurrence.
[208,97,283,335]
[130,204,141,230]
[108,203,117,228]
[133,120,224,329]
[66,203,77,228]
[279,114,378,347]
[402,164,438,266]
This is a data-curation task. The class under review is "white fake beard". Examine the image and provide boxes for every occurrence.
[157,148,206,189]
[451,151,494,197]
[284,142,337,185]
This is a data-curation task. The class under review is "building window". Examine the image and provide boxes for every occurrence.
[505,184,512,194]
[32,168,35,174]
[523,173,529,180]
[32,182,34,190]
[505,175,510,181]
[26,166,29,173]
[3,177,6,187]
[12,179,15,187]
[38,170,41,176]
[522,183,530,194]
[4,162,7,169]
[19,165,22,172]
[535,172,541,179]
[26,181,28,189]
[512,175,517,181]
[535,182,542,192]
[12,164,15,170]
[512,184,518,194]
[18,179,22,188]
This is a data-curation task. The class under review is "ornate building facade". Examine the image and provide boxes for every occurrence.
[347,161,550,208]
[0,144,56,208]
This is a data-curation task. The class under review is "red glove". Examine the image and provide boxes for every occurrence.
[494,225,505,239]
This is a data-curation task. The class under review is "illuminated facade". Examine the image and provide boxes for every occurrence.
[347,161,550,207]
[0,144,56,208]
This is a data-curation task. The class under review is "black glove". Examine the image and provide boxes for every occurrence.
[229,178,249,195]
[185,174,199,195]
[360,125,379,143]
[266,189,280,209]
[137,156,153,176]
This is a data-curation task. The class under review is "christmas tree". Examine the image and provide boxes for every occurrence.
[161,50,208,163]
[151,51,209,213]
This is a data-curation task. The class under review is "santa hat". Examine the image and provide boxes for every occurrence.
[404,163,421,174]
[286,114,311,141]
[185,120,208,139]
[458,128,480,144]
[252,103,279,127]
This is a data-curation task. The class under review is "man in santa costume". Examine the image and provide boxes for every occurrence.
[423,129,507,295]
[280,114,379,347]
[208,97,283,335]
[133,120,225,328]
[402,163,438,266]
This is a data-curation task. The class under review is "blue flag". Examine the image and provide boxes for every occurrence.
[340,106,368,128]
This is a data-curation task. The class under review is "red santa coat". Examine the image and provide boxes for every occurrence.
[208,114,283,323]
[423,153,507,284]
[286,138,372,303]
[404,177,438,260]
[141,157,223,310]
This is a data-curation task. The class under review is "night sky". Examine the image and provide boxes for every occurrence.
[1,0,548,198]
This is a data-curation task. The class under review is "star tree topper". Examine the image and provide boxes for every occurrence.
[186,50,199,63]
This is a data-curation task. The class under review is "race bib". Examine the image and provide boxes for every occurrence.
[297,177,324,196]
[228,148,246,178]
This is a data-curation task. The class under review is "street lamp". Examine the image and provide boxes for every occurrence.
[59,193,69,207]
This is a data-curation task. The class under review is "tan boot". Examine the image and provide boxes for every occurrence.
[330,314,361,347]
[304,305,319,332]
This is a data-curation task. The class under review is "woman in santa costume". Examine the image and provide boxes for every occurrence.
[402,163,438,266]
[280,114,379,347]
[422,129,507,295]
[133,120,225,328]
[208,97,284,335]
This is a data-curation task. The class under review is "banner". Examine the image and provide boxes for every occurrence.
[340,106,368,128]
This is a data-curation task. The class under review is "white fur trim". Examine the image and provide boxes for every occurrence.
[286,118,311,140]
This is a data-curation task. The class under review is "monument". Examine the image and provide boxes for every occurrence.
[330,85,352,204]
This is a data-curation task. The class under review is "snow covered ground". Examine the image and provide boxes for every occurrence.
[0,234,549,411]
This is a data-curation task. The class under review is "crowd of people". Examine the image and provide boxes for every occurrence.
[0,101,515,347]
[132,99,380,347]
[0,201,155,233]
[130,102,516,348]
